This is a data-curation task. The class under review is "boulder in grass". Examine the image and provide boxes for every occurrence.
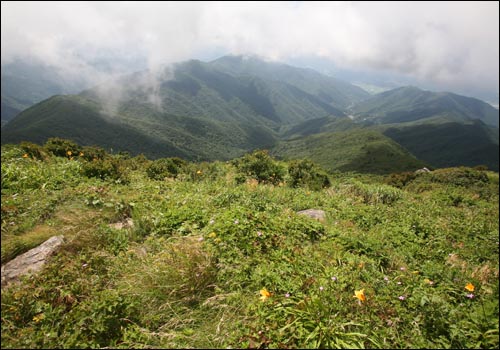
[108,218,134,230]
[297,209,326,223]
[1,235,64,289]
[415,167,431,174]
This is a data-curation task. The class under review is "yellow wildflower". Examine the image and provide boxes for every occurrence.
[67,150,72,156]
[353,289,366,302]
[465,283,475,292]
[208,232,216,238]
[79,152,84,157]
[260,288,272,301]
[196,170,202,175]
[33,313,45,323]
[22,153,29,158]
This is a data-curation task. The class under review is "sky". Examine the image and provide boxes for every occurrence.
[1,1,499,104]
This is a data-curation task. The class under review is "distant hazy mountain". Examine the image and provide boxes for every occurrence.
[2,56,498,173]
[1,61,89,125]
[1,55,146,126]
[209,55,370,109]
[352,86,499,128]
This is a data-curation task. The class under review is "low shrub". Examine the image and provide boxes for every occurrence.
[427,167,489,187]
[20,142,48,161]
[80,145,107,162]
[233,150,285,185]
[44,138,81,158]
[146,157,186,180]
[81,157,129,183]
[385,171,417,188]
[288,159,331,190]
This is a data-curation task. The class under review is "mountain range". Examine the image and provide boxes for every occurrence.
[1,55,499,172]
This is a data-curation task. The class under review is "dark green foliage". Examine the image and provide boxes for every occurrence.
[427,167,490,187]
[473,165,489,171]
[44,137,81,158]
[146,157,187,180]
[20,141,47,160]
[385,171,418,188]
[288,159,330,190]
[233,150,285,185]
[125,153,151,171]
[181,161,229,182]
[81,157,129,183]
[80,145,106,161]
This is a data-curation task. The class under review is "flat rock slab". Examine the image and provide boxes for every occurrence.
[1,235,64,289]
[297,209,326,222]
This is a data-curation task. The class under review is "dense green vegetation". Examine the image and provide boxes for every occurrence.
[2,139,498,349]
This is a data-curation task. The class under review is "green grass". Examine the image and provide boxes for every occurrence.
[1,141,498,349]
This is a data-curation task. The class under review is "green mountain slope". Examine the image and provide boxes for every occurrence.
[1,94,279,161]
[272,129,428,174]
[209,55,370,109]
[352,86,499,127]
[280,116,359,139]
[3,56,367,160]
[1,95,194,159]
[381,120,499,171]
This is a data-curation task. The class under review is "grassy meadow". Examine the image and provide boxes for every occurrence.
[1,139,498,349]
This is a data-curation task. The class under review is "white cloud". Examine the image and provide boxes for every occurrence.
[1,1,498,99]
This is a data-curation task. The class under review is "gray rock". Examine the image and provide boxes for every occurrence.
[108,218,134,230]
[297,209,326,222]
[415,167,431,174]
[1,235,64,289]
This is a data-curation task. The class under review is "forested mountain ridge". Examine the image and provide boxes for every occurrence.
[2,56,498,172]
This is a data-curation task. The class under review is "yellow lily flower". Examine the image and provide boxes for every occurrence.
[353,289,366,302]
[260,288,272,301]
[465,283,475,292]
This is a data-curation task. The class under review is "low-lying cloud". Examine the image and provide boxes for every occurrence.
[1,1,498,101]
